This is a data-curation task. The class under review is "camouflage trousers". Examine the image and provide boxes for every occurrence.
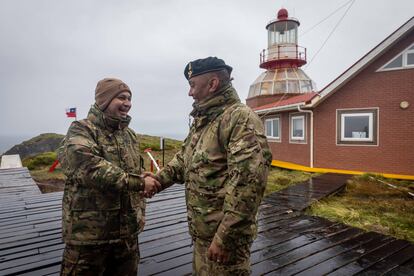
[192,238,251,276]
[60,237,139,276]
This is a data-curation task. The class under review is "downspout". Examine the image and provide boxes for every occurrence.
[298,105,314,168]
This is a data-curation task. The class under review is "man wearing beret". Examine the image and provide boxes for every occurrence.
[58,78,161,275]
[150,57,272,275]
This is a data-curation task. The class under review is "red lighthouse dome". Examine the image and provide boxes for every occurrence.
[277,8,288,20]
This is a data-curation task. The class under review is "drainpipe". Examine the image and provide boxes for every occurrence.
[298,105,314,168]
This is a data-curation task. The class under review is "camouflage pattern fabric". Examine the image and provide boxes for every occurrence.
[157,84,272,251]
[58,104,146,246]
[60,236,139,276]
[192,238,251,276]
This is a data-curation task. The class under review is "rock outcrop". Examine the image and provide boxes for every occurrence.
[4,133,64,159]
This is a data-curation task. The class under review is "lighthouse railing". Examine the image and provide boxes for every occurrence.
[260,45,307,66]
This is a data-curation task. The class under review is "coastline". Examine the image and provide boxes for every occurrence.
[0,135,31,155]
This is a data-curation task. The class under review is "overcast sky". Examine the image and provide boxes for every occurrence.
[0,0,413,141]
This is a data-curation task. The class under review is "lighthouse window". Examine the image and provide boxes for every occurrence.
[379,43,414,71]
[337,109,378,145]
[263,71,275,81]
[273,81,287,93]
[260,82,272,95]
[300,80,312,92]
[248,85,256,98]
[253,84,261,97]
[276,69,286,80]
[287,80,300,93]
[286,68,296,78]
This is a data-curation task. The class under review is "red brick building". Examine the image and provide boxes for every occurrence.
[247,10,414,179]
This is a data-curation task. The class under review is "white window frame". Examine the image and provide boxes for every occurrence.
[340,113,373,142]
[378,42,414,72]
[290,115,305,141]
[265,117,281,140]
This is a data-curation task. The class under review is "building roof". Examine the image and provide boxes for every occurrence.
[253,92,318,113]
[252,16,414,114]
[314,16,414,107]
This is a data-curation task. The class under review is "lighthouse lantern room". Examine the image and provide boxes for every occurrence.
[247,8,316,107]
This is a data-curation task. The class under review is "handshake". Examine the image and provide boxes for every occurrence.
[141,172,161,198]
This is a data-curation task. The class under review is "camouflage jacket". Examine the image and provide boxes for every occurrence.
[157,85,272,249]
[58,104,145,245]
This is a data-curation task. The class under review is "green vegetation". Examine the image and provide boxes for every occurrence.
[138,134,181,151]
[22,152,57,170]
[307,174,414,243]
[30,168,66,182]
[265,167,316,196]
[22,151,65,193]
[23,134,183,192]
[22,133,64,145]
[138,135,182,170]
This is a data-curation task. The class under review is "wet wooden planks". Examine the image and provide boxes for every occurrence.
[0,186,187,276]
[0,173,414,275]
[0,167,41,199]
[263,173,350,212]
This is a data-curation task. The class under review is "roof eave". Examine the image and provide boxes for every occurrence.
[314,17,414,108]
[255,102,306,114]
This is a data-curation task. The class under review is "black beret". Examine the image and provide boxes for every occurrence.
[184,57,233,80]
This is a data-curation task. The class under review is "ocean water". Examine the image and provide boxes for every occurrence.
[0,135,32,155]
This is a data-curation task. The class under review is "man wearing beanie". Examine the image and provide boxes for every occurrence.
[58,78,161,275]
[149,57,272,275]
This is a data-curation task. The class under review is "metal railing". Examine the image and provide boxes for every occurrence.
[260,45,307,65]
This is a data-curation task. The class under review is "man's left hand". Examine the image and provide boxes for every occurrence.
[207,240,230,264]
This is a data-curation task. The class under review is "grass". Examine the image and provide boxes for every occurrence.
[307,174,414,243]
[25,134,183,192]
[22,152,66,192]
[137,134,182,170]
[265,167,316,196]
[22,151,57,170]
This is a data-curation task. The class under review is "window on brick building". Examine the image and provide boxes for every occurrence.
[378,43,414,71]
[337,109,378,145]
[265,117,281,140]
[290,115,305,142]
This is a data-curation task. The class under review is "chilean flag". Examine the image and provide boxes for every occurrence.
[66,107,77,118]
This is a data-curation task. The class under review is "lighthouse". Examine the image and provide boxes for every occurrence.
[247,8,316,109]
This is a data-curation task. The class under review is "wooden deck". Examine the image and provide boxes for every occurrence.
[0,170,413,275]
[0,168,41,199]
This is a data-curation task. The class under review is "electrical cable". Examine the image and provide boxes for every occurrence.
[305,0,355,69]
[301,0,354,37]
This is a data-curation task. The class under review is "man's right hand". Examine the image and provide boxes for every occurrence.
[143,175,161,198]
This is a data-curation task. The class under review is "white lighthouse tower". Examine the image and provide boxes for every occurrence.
[247,8,316,109]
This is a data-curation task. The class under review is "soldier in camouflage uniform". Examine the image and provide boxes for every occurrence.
[58,78,161,275]
[151,57,272,275]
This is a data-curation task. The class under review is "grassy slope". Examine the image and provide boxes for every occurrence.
[307,174,414,243]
